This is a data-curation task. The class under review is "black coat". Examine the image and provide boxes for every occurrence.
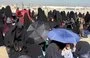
[4,25,16,47]
[0,11,4,46]
[48,11,53,21]
[24,13,32,29]
[22,44,43,58]
[4,24,26,47]
[75,41,90,58]
[0,28,4,46]
[37,8,47,22]
[45,43,64,58]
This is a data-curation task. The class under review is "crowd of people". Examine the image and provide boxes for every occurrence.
[0,5,90,58]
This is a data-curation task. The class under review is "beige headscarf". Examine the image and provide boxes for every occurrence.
[79,17,85,30]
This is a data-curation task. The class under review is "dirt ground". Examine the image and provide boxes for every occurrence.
[80,35,90,44]
[80,38,90,43]
[0,46,9,58]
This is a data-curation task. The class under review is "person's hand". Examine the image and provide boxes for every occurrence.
[32,19,35,22]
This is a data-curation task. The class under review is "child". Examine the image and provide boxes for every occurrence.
[61,44,74,58]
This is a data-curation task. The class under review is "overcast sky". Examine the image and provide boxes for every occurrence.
[0,0,90,6]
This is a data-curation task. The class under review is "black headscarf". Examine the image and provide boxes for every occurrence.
[69,11,76,20]
[84,12,90,25]
[5,5,12,17]
[24,13,32,29]
[37,8,47,22]
[48,10,53,20]
[61,11,67,21]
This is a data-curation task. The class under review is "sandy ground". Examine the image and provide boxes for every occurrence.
[80,35,90,44]
[0,46,9,58]
[80,38,90,43]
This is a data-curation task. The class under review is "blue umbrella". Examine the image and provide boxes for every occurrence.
[48,28,80,44]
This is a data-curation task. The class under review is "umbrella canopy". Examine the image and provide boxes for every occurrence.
[27,21,50,44]
[48,28,80,44]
